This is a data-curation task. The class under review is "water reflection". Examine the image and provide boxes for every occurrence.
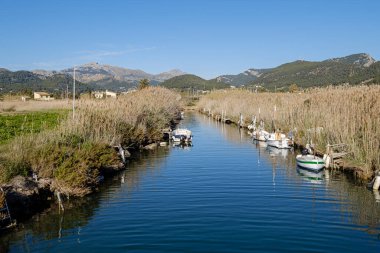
[296,167,324,184]
[200,114,380,239]
[0,195,100,252]
[323,169,380,237]
[0,146,172,252]
[1,113,380,253]
[172,142,193,149]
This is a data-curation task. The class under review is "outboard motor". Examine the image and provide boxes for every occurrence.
[301,148,309,155]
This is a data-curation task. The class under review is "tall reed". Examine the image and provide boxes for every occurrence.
[0,87,181,195]
[197,85,380,177]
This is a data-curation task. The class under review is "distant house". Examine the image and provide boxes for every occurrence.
[21,96,31,102]
[93,91,104,99]
[92,90,117,99]
[105,90,117,98]
[33,92,54,101]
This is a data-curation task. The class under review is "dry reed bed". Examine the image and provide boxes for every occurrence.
[0,87,181,195]
[197,85,380,178]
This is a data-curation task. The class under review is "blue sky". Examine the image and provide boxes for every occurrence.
[0,0,379,78]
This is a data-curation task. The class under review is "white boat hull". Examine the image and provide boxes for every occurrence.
[253,130,269,142]
[265,133,291,149]
[267,139,291,149]
[172,128,192,143]
[296,154,325,171]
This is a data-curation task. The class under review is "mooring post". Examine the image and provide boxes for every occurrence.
[239,113,243,128]
[373,171,380,190]
[118,144,126,164]
[56,191,64,212]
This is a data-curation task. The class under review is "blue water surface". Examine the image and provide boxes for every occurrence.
[1,113,380,253]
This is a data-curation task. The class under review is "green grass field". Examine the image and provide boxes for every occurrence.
[0,111,67,144]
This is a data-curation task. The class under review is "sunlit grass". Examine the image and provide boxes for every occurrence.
[0,87,181,195]
[197,85,380,177]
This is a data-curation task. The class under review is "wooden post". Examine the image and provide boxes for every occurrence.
[373,172,380,190]
[56,191,65,212]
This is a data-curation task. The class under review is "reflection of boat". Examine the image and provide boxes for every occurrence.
[266,145,289,158]
[266,132,291,149]
[254,139,267,148]
[172,142,193,149]
[172,129,192,143]
[296,154,325,171]
[297,167,324,183]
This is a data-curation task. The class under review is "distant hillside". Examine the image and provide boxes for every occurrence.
[59,63,186,88]
[249,53,379,90]
[0,69,89,95]
[160,74,229,90]
[216,68,271,86]
[214,53,379,89]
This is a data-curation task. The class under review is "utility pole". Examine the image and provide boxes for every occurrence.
[72,66,76,119]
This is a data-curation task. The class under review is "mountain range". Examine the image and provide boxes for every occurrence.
[1,53,379,94]
[0,63,186,94]
[35,63,186,90]
[215,53,380,89]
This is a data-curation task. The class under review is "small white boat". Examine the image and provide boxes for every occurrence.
[172,128,192,143]
[296,154,325,171]
[266,132,291,149]
[253,129,269,141]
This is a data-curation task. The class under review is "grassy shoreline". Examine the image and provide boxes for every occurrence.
[197,85,380,179]
[0,87,181,197]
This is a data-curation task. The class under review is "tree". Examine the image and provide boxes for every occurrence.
[138,79,150,90]
[289,83,299,93]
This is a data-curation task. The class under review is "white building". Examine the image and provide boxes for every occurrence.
[33,92,54,101]
[105,90,117,98]
[92,90,117,99]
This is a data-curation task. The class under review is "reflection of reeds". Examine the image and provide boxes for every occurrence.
[325,171,380,235]
[0,191,5,209]
[197,86,380,177]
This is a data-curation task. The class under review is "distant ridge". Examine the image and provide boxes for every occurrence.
[160,74,229,90]
[215,53,379,89]
[59,63,186,88]
[0,69,89,94]
[1,53,379,94]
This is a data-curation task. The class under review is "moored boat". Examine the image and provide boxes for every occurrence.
[253,129,269,141]
[172,128,192,143]
[296,154,325,171]
[266,132,291,149]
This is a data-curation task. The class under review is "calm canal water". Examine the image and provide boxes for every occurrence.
[1,113,380,252]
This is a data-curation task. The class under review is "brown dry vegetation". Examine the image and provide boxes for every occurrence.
[0,100,71,113]
[197,85,380,178]
[0,87,181,196]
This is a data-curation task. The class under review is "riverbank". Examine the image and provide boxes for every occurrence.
[0,87,182,226]
[197,85,380,180]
